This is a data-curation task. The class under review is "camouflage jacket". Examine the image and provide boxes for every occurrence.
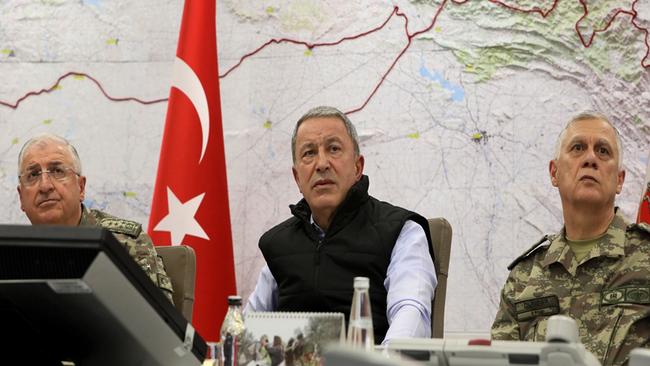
[79,205,174,304]
[492,211,650,366]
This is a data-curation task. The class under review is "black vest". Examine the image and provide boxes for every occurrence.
[259,176,433,344]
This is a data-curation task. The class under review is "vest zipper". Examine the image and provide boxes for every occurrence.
[314,238,324,288]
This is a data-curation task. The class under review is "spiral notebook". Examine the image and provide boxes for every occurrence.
[237,312,344,366]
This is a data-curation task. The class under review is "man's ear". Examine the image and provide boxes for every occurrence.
[78,175,87,201]
[292,166,302,193]
[616,169,626,194]
[355,154,365,181]
[549,160,559,187]
[17,185,25,212]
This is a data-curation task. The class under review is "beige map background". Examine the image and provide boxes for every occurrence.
[0,0,648,333]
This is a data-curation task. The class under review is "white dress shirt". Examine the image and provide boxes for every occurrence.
[245,219,437,344]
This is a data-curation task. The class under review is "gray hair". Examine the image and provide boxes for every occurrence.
[553,111,623,169]
[17,133,82,175]
[291,106,360,164]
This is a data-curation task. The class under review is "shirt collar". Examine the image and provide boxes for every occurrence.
[290,175,370,229]
[310,215,326,240]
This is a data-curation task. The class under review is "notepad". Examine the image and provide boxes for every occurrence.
[237,312,345,366]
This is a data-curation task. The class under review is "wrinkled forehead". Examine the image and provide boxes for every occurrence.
[20,140,74,169]
[563,118,618,146]
[296,117,350,142]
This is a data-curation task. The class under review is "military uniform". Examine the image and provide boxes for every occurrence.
[492,210,650,366]
[79,205,174,303]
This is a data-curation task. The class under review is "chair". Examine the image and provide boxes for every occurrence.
[428,217,452,338]
[156,245,196,322]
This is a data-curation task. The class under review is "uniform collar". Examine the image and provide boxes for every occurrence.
[78,204,95,227]
[541,208,628,275]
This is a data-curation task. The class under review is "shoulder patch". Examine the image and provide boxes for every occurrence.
[99,218,142,237]
[629,222,650,235]
[507,235,553,271]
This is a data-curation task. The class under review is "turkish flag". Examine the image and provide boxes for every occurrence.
[148,0,236,341]
[638,153,650,224]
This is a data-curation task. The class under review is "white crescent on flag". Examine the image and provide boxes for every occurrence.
[171,56,210,164]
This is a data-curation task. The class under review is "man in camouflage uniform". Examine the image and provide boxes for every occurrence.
[16,133,174,302]
[491,112,650,366]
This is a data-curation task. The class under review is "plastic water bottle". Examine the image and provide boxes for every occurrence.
[347,277,374,351]
[220,295,246,366]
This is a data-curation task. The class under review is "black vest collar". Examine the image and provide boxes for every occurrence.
[290,175,370,235]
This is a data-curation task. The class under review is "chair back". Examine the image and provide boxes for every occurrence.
[156,245,196,322]
[428,217,452,338]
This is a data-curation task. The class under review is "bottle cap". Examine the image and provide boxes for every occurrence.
[353,277,369,289]
[545,315,579,343]
[227,295,242,305]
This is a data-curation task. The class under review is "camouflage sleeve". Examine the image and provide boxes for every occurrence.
[113,230,175,304]
[491,271,521,340]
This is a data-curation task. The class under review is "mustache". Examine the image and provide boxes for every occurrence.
[36,194,60,206]
[579,174,599,183]
[311,176,335,188]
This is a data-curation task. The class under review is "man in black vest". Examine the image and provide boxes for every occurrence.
[246,106,437,344]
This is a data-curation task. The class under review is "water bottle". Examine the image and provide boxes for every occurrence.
[220,295,246,366]
[347,277,374,351]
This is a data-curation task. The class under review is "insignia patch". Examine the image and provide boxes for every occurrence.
[99,218,141,237]
[602,286,650,305]
[514,295,560,322]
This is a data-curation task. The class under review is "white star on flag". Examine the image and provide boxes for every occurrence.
[153,187,209,245]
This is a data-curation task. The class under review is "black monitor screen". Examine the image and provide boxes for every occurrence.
[0,225,206,366]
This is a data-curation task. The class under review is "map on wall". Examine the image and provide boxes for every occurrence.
[1,0,648,333]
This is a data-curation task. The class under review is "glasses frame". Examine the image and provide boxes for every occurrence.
[18,166,80,186]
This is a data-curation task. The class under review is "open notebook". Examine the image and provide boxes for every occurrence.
[237,312,344,366]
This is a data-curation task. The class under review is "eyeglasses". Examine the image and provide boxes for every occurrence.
[19,166,79,186]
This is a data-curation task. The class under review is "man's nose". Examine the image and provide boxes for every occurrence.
[37,172,55,191]
[315,148,330,171]
[581,147,598,169]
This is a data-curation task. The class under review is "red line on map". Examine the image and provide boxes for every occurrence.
[0,71,168,110]
[631,1,650,67]
[2,0,648,111]
[345,2,449,114]
[574,0,649,67]
[486,0,559,17]
[219,7,402,79]
[489,0,648,67]
[219,0,649,115]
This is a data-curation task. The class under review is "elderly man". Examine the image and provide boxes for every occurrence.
[246,106,437,344]
[16,134,173,302]
[491,112,650,366]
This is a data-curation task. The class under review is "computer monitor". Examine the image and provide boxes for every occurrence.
[0,224,207,366]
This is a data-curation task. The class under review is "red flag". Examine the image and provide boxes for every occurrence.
[638,153,650,224]
[148,0,236,341]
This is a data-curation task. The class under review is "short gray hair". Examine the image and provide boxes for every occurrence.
[291,106,360,164]
[553,111,623,169]
[17,133,82,175]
